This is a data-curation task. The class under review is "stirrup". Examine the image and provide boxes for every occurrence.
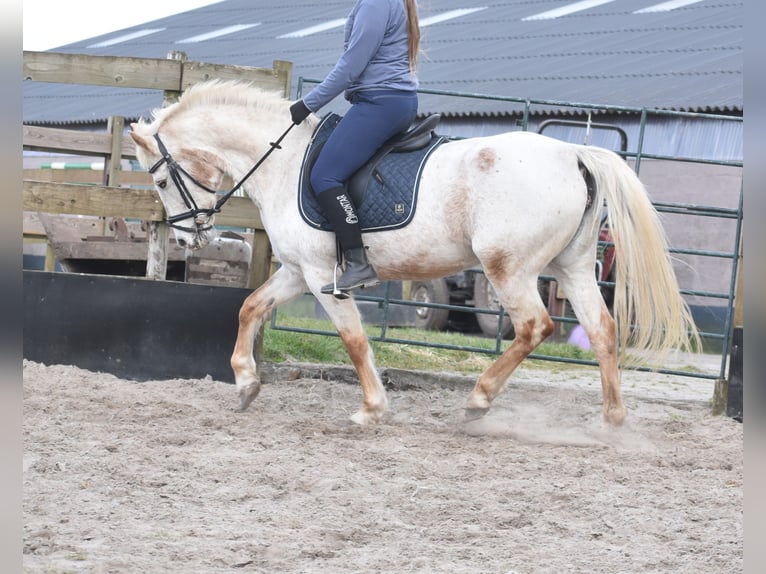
[322,260,350,300]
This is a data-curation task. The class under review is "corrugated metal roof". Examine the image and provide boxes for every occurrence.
[23,0,742,125]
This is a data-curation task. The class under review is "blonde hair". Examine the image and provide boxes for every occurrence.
[405,0,420,73]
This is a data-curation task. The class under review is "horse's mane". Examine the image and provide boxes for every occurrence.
[137,80,287,131]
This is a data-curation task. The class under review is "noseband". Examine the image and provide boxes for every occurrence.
[148,134,218,233]
[147,124,295,232]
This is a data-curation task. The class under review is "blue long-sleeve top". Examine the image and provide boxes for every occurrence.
[303,0,418,112]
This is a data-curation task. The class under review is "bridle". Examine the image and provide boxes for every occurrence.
[147,123,295,232]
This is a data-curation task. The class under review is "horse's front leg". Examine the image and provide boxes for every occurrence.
[231,266,308,411]
[312,290,388,425]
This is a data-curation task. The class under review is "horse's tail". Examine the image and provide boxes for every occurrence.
[574,145,701,363]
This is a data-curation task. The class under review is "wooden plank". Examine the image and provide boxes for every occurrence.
[23,181,263,229]
[23,51,183,91]
[24,125,138,158]
[215,196,263,229]
[182,61,287,93]
[23,212,47,235]
[24,169,153,185]
[23,181,165,220]
[186,237,252,288]
[35,212,105,242]
[54,239,187,261]
[23,52,291,95]
[186,259,250,287]
[22,169,237,189]
[23,125,125,155]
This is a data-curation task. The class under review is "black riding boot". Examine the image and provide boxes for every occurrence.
[322,246,379,295]
[315,188,379,296]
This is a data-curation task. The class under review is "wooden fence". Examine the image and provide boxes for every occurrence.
[23,50,293,289]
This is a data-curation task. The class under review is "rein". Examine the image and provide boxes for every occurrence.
[148,123,296,232]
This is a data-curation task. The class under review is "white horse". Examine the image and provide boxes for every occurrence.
[130,80,699,426]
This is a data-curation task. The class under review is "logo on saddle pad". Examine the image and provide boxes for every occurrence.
[298,113,447,233]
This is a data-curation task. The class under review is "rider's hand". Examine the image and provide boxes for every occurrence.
[290,100,311,125]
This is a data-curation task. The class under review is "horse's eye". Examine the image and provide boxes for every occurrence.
[157,179,167,190]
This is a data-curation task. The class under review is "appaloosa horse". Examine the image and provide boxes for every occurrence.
[130,80,699,426]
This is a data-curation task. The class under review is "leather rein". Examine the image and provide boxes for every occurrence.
[147,123,295,232]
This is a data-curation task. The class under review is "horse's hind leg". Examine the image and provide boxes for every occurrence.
[553,265,626,425]
[231,266,308,411]
[465,275,555,417]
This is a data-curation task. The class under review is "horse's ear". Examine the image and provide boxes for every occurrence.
[129,129,155,154]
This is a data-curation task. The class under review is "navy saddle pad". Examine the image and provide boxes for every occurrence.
[298,113,447,233]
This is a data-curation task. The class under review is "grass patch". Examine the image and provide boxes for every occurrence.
[263,315,597,374]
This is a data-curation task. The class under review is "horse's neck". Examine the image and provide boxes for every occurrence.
[200,111,310,203]
[220,115,311,220]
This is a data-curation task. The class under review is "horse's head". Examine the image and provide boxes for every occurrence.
[130,124,226,249]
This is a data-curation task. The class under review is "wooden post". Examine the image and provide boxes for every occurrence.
[547,280,567,341]
[248,229,273,362]
[104,115,125,236]
[163,51,187,105]
[44,241,56,272]
[145,52,188,280]
[105,115,125,187]
[146,222,170,280]
[272,60,294,98]
[248,230,272,291]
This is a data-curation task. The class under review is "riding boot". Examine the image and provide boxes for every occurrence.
[322,246,379,295]
[315,188,379,295]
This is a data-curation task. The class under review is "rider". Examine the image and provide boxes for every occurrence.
[289,0,420,296]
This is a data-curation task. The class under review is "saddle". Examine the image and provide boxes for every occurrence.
[298,113,447,233]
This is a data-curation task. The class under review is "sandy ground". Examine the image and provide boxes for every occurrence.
[23,357,742,574]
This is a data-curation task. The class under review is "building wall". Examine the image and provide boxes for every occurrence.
[635,159,741,308]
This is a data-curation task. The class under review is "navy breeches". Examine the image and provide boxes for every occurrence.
[310,89,418,196]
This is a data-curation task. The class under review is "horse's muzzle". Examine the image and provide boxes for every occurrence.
[174,225,216,249]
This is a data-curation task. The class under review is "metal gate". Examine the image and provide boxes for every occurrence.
[272,83,743,385]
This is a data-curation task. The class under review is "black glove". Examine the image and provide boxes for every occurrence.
[290,100,311,125]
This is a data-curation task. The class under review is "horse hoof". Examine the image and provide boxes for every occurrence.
[464,407,490,421]
[237,383,261,412]
[604,406,627,427]
[350,409,382,425]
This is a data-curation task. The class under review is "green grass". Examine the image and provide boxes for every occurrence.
[262,315,597,374]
